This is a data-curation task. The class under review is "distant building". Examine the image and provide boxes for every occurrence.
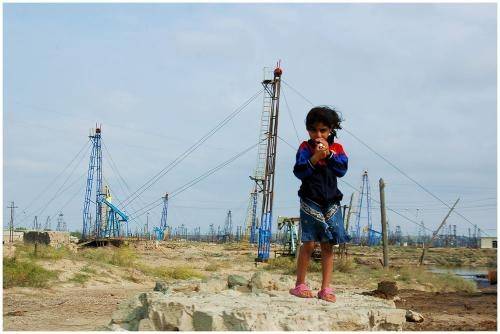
[2,230,24,243]
[480,236,497,249]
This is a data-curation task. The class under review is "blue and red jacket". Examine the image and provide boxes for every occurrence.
[293,139,348,206]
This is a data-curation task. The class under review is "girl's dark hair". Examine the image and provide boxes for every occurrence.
[305,106,342,137]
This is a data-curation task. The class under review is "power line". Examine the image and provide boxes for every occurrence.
[281,88,301,144]
[120,88,263,208]
[18,139,91,221]
[128,140,262,222]
[281,79,492,237]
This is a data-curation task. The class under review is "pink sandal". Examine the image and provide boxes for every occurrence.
[289,283,314,298]
[318,287,336,303]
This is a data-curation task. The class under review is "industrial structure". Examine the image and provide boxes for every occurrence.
[256,63,283,262]
[81,127,129,243]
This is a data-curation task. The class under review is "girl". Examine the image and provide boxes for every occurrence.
[290,106,350,303]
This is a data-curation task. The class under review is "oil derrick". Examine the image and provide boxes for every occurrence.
[353,171,377,245]
[223,210,233,242]
[209,224,215,243]
[154,193,169,241]
[32,216,40,231]
[256,62,283,262]
[82,127,103,239]
[452,224,457,247]
[56,213,67,231]
[82,126,128,240]
[245,68,277,244]
[395,225,402,245]
[44,216,51,230]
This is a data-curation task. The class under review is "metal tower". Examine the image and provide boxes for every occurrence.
[82,126,128,240]
[353,171,377,245]
[56,213,67,232]
[44,216,51,230]
[223,210,233,242]
[257,62,283,261]
[33,216,39,231]
[245,67,276,244]
[82,127,104,239]
[154,193,169,241]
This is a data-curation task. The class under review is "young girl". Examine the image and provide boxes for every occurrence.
[290,106,350,303]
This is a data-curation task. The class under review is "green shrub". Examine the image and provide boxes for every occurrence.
[69,273,91,285]
[204,263,220,272]
[79,246,137,267]
[335,258,357,273]
[3,257,58,288]
[266,256,296,274]
[80,265,97,274]
[137,264,205,281]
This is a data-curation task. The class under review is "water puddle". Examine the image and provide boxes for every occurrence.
[427,265,495,289]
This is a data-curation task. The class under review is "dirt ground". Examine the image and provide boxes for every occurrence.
[395,286,497,331]
[3,241,498,331]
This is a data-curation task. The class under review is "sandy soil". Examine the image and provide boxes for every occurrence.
[395,287,497,331]
[3,241,497,331]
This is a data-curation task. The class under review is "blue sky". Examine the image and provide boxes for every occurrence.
[4,3,497,238]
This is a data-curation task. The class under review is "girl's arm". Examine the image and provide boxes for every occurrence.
[327,143,348,177]
[293,142,315,180]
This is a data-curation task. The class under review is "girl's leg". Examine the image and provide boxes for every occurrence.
[320,242,334,289]
[296,241,315,286]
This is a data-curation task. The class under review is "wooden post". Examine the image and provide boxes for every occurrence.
[379,179,389,268]
[419,198,460,265]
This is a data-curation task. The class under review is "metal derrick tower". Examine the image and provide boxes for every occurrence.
[256,63,283,262]
[353,170,379,246]
[82,126,128,240]
[154,193,169,241]
[83,127,103,239]
[244,68,276,244]
[223,210,233,242]
[57,213,67,232]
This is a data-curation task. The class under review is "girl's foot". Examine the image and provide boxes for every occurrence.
[289,283,314,298]
[318,287,336,303]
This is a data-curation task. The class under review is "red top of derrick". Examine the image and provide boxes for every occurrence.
[96,128,101,133]
[274,60,283,77]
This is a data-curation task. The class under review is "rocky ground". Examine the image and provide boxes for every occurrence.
[2,241,497,331]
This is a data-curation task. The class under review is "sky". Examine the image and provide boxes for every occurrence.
[3,3,497,239]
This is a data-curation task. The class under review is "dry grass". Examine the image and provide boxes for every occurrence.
[137,264,206,281]
[3,257,58,288]
[78,246,137,267]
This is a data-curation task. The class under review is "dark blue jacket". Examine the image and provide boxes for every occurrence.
[293,140,348,206]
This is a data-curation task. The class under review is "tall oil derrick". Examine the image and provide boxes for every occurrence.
[244,68,276,244]
[244,189,259,243]
[44,216,51,230]
[256,63,283,262]
[56,213,66,231]
[154,193,169,241]
[33,216,39,231]
[82,127,103,239]
[395,225,402,245]
[353,171,375,245]
[82,126,128,240]
[223,210,233,242]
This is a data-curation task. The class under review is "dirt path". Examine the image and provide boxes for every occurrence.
[394,287,497,331]
[3,283,150,331]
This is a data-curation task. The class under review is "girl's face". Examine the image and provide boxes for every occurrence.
[307,122,331,141]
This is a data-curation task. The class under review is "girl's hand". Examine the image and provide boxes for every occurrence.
[310,139,330,164]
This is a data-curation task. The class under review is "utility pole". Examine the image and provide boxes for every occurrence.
[8,202,18,243]
[419,198,460,265]
[379,179,389,268]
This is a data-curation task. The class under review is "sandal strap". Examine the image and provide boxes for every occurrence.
[318,287,336,298]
